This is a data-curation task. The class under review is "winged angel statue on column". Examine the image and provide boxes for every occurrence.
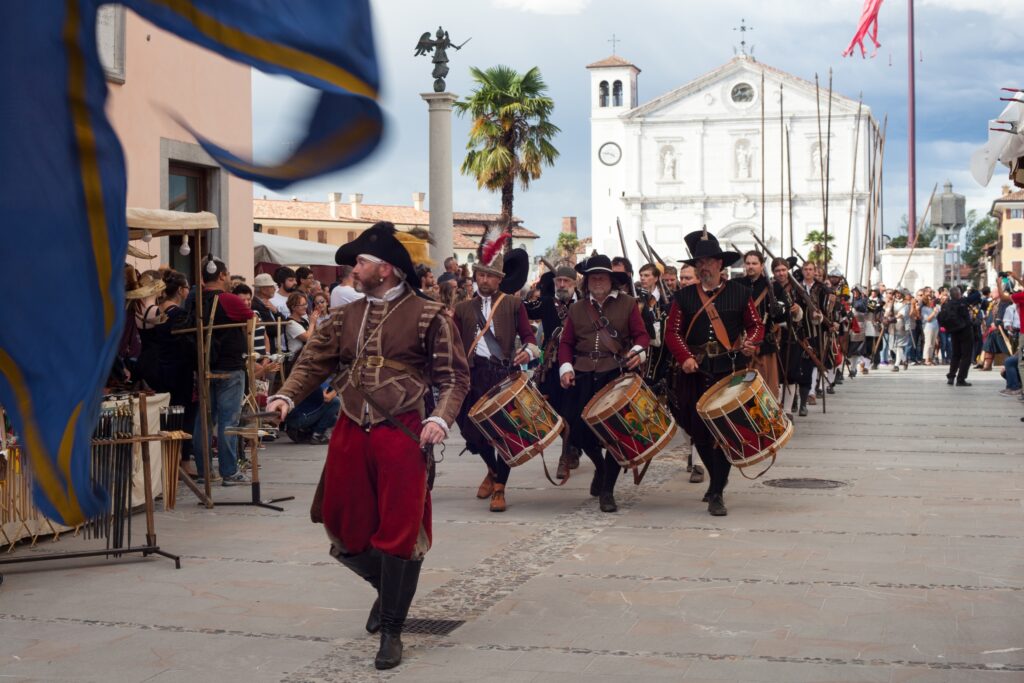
[414,26,471,92]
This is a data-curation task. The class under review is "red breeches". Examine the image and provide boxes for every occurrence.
[322,412,432,559]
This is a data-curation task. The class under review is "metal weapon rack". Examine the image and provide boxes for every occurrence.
[0,393,182,585]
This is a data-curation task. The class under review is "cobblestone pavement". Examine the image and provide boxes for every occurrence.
[1,366,1022,682]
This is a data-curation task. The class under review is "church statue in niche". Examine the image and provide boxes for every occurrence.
[810,142,822,178]
[735,139,752,179]
[659,146,677,180]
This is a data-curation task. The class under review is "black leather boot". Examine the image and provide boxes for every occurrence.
[589,467,603,497]
[332,548,382,633]
[707,493,728,516]
[374,554,423,670]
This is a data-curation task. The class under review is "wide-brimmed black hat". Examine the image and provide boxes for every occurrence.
[335,222,421,288]
[499,248,530,294]
[575,254,631,288]
[679,228,741,268]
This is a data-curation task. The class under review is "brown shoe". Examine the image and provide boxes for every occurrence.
[489,484,506,512]
[807,395,817,405]
[567,447,581,470]
[689,465,705,483]
[556,455,571,480]
[476,471,495,499]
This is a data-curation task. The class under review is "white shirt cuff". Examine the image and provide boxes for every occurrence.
[422,416,450,436]
[558,362,574,378]
[267,394,294,411]
[523,343,540,361]
[631,345,647,364]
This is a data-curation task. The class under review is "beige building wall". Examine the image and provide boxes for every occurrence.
[992,189,1024,278]
[106,9,253,278]
[999,213,1024,277]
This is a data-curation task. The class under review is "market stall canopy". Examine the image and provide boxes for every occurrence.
[126,208,219,240]
[253,231,338,266]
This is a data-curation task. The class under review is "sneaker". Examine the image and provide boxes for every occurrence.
[998,388,1022,397]
[221,472,249,486]
[310,432,330,445]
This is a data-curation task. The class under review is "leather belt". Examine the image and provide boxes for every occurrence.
[584,351,614,360]
[691,342,732,358]
[351,355,422,381]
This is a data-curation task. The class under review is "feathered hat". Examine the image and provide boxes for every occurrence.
[472,225,512,278]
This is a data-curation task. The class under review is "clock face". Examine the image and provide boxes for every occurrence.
[598,142,622,166]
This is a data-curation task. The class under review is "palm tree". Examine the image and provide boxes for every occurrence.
[804,229,837,267]
[454,65,560,242]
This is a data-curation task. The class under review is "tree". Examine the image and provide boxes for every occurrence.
[887,214,935,249]
[555,232,580,263]
[455,65,560,243]
[961,209,998,276]
[803,230,836,267]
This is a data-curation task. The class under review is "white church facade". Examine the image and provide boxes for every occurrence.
[588,54,879,284]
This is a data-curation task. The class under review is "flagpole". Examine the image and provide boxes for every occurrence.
[907,0,917,245]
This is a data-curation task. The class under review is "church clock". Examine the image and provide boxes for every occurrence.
[598,142,622,166]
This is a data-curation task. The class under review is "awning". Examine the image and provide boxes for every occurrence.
[253,230,338,266]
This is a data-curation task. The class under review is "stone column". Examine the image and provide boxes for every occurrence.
[421,92,458,273]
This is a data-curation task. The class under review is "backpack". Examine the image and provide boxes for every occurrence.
[937,303,966,332]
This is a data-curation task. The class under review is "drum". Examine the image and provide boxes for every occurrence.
[696,369,792,472]
[468,372,564,467]
[582,374,677,471]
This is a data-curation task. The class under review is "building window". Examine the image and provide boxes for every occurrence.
[1011,209,1024,220]
[267,228,278,235]
[347,230,357,242]
[598,81,609,107]
[298,229,308,241]
[1014,261,1023,277]
[167,163,208,274]
[317,229,328,244]
[612,80,623,107]
[1013,233,1023,249]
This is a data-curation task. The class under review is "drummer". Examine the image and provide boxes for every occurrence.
[454,248,540,513]
[664,228,764,517]
[558,254,649,513]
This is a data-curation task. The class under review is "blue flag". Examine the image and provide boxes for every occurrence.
[0,0,383,525]
[120,0,383,188]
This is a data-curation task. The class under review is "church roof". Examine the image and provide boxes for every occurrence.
[586,55,640,70]
[625,56,864,119]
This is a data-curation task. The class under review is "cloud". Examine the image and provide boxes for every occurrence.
[492,0,591,15]
[920,0,1024,18]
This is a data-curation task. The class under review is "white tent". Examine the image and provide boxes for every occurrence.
[253,231,337,266]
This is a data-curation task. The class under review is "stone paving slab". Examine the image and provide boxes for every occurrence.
[1,366,1023,682]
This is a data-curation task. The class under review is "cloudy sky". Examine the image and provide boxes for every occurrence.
[251,0,1023,250]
